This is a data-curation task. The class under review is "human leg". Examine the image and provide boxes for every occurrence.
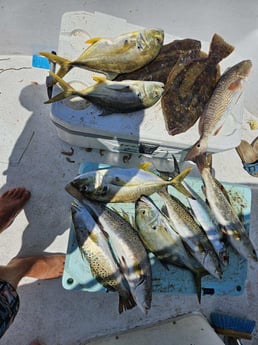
[0,188,31,233]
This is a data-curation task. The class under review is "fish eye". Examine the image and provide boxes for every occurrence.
[124,39,128,44]
[152,226,157,231]
[141,210,146,215]
[80,185,88,193]
[137,92,141,97]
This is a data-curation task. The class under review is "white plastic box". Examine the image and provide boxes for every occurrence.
[50,11,247,160]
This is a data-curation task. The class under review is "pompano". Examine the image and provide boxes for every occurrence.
[80,198,152,315]
[115,38,202,84]
[45,72,164,114]
[161,33,234,136]
[71,201,136,313]
[158,188,223,279]
[65,166,193,203]
[40,28,164,81]
[195,154,258,262]
[184,59,252,161]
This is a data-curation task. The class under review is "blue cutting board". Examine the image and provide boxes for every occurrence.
[62,162,251,297]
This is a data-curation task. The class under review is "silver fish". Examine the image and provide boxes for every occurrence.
[195,154,258,262]
[135,195,196,271]
[65,166,193,203]
[40,28,164,80]
[45,73,164,114]
[71,201,136,313]
[80,198,152,315]
[158,188,222,279]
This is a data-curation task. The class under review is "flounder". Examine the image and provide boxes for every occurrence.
[161,33,234,136]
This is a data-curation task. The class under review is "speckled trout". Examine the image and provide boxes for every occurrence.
[80,198,152,315]
[40,28,164,81]
[71,201,136,313]
[185,60,252,161]
[65,166,193,203]
[195,154,258,262]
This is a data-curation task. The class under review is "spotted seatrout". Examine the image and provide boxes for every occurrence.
[40,28,164,81]
[71,201,136,313]
[184,60,252,161]
[80,198,152,315]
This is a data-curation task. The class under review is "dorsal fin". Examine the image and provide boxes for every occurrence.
[86,37,102,45]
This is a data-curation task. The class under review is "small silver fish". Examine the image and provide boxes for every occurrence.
[71,201,136,313]
[185,60,252,161]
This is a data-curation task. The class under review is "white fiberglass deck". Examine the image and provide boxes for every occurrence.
[0,2,257,345]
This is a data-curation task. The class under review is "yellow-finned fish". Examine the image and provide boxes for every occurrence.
[45,72,164,115]
[195,154,258,262]
[71,201,136,314]
[158,188,223,279]
[80,198,152,315]
[40,28,164,81]
[184,60,252,161]
[65,166,193,203]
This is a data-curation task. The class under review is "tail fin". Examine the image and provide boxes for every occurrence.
[118,294,137,314]
[170,167,194,198]
[39,51,73,80]
[208,33,234,64]
[44,71,76,104]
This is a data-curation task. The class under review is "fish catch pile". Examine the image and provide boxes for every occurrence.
[40,27,252,147]
[65,159,257,314]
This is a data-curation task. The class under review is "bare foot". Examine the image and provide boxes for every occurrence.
[0,188,31,232]
[9,254,65,280]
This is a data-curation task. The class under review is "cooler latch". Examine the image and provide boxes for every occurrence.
[139,143,159,154]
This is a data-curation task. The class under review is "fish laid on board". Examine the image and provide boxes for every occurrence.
[115,38,202,84]
[161,33,234,136]
[65,166,193,203]
[170,155,229,267]
[80,198,152,315]
[45,72,164,115]
[40,28,164,81]
[195,154,258,262]
[135,195,197,271]
[158,188,222,279]
[184,59,252,161]
[71,201,136,314]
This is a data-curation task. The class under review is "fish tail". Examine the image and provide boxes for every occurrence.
[169,167,194,198]
[39,51,73,79]
[44,71,76,104]
[118,294,137,314]
[192,269,208,303]
[208,33,234,63]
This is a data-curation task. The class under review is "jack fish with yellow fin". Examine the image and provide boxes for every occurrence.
[45,72,164,115]
[65,165,193,203]
[40,28,164,81]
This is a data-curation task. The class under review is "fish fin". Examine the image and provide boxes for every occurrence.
[44,71,76,104]
[98,108,114,116]
[106,72,119,80]
[139,162,152,171]
[208,33,234,63]
[92,75,107,83]
[233,230,241,241]
[85,37,102,44]
[39,52,72,80]
[213,124,223,136]
[170,167,194,198]
[106,84,131,92]
[228,79,242,91]
[118,294,137,314]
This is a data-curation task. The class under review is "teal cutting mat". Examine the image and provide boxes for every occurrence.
[62,162,251,297]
